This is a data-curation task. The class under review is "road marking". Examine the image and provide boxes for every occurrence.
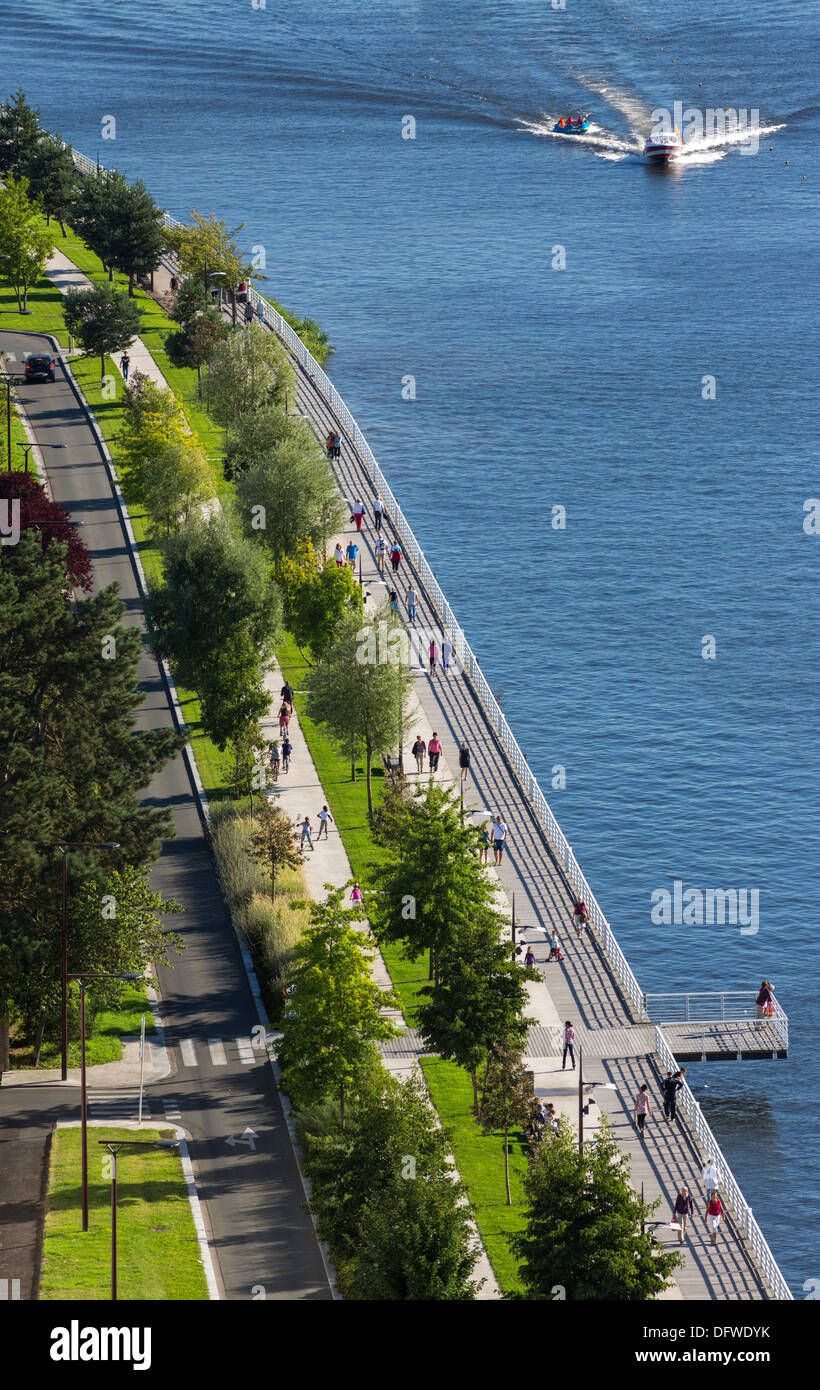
[208,1038,228,1066]
[180,1038,197,1067]
[225,1128,258,1151]
[0,1280,21,1300]
[236,1037,255,1065]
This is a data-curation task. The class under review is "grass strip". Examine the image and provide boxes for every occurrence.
[40,1126,209,1300]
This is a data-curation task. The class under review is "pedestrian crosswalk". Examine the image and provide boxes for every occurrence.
[87,1087,151,1122]
[175,1036,265,1069]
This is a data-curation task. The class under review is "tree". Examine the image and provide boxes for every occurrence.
[165,313,227,398]
[197,629,270,752]
[0,174,55,312]
[276,885,398,1125]
[349,1173,479,1301]
[278,539,363,660]
[63,281,142,383]
[24,132,79,235]
[418,919,536,1111]
[107,177,167,294]
[0,471,92,591]
[0,533,185,1067]
[222,405,292,482]
[511,1119,683,1299]
[235,426,345,569]
[477,1039,533,1205]
[169,276,210,326]
[73,171,120,278]
[206,325,294,438]
[250,800,302,901]
[165,207,257,326]
[307,608,411,817]
[0,89,43,179]
[118,374,189,506]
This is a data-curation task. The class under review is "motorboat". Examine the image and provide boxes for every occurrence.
[643,127,684,161]
[553,115,590,134]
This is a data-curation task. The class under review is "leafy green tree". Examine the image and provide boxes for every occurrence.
[0,533,184,1067]
[477,1039,533,1205]
[165,207,257,326]
[141,435,214,540]
[307,608,411,817]
[0,89,43,178]
[349,1173,479,1301]
[206,324,294,438]
[222,405,292,482]
[165,312,227,398]
[277,885,398,1124]
[0,174,55,311]
[236,426,345,569]
[511,1119,683,1299]
[118,373,188,506]
[250,800,302,901]
[279,539,363,660]
[63,281,142,383]
[418,920,536,1111]
[24,132,79,235]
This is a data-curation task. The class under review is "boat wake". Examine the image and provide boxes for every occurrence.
[519,112,786,165]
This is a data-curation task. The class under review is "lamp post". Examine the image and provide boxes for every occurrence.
[16,442,33,473]
[0,370,15,470]
[98,1139,179,1298]
[577,1046,616,1155]
[72,972,141,1231]
[57,841,120,1081]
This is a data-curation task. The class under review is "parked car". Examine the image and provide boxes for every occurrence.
[24,353,56,382]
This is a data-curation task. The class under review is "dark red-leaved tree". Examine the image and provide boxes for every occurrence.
[0,471,92,591]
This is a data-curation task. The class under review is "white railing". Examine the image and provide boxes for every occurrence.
[645,991,789,1051]
[655,1027,792,1300]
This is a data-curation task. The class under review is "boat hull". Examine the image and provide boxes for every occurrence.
[644,141,683,161]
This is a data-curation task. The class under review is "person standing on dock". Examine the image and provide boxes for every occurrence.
[633,1084,652,1139]
[705,1192,724,1245]
[390,541,403,574]
[373,495,385,532]
[702,1158,721,1200]
[673,1186,695,1243]
[756,979,775,1027]
[406,585,417,623]
[352,499,365,532]
[662,1067,686,1122]
[562,1020,576,1071]
[491,814,508,865]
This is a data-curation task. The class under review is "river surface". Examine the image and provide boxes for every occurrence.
[3,0,818,1294]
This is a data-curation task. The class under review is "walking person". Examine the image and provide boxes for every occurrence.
[441,636,453,675]
[702,1157,721,1201]
[270,738,281,780]
[119,350,131,381]
[479,823,490,865]
[352,498,365,532]
[333,433,342,460]
[673,1186,695,1243]
[524,945,536,968]
[429,639,437,676]
[412,735,426,774]
[281,736,292,773]
[427,732,442,776]
[375,535,387,573]
[317,805,333,840]
[705,1192,724,1245]
[490,814,508,865]
[572,897,590,938]
[373,495,385,532]
[632,1083,652,1139]
[390,541,402,574]
[458,741,471,781]
[562,1020,576,1072]
[300,816,314,851]
[406,585,417,623]
[334,542,345,568]
[345,539,358,570]
[349,881,363,908]
[326,430,336,459]
[388,587,400,615]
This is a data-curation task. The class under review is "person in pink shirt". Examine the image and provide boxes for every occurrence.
[427,733,442,775]
[349,881,363,906]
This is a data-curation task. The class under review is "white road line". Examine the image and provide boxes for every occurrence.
[235,1037,255,1065]
[208,1038,228,1066]
[180,1038,197,1067]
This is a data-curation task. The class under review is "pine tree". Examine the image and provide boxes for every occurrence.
[25,132,79,235]
[0,89,43,178]
[108,177,167,295]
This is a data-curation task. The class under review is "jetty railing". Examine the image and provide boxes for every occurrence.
[645,992,789,1052]
[654,1027,792,1299]
[66,147,793,1298]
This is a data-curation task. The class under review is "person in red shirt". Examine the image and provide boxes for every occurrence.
[572,897,589,938]
[705,1193,723,1245]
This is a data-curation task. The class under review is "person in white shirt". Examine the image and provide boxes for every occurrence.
[334,543,345,568]
[702,1159,721,1199]
[317,805,333,840]
[375,535,387,572]
[491,815,508,865]
[352,499,365,532]
[373,495,385,532]
[441,637,453,674]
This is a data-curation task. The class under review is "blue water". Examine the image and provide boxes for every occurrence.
[3,0,818,1293]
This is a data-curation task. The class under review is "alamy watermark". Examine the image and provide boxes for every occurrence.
[651,102,761,154]
[651,880,759,935]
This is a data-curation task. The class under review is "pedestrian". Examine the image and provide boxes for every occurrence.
[524,945,536,968]
[756,979,774,1027]
[479,824,490,865]
[705,1192,724,1245]
[169,274,178,292]
[572,897,590,937]
[390,541,402,573]
[333,432,342,460]
[281,737,292,772]
[334,542,345,568]
[441,636,453,674]
[280,679,294,709]
[412,735,426,774]
[388,587,400,615]
[429,639,437,676]
[244,302,254,325]
[547,931,562,961]
[278,703,290,736]
[490,814,508,865]
[632,1083,652,1139]
[373,495,385,532]
[562,1020,576,1071]
[350,881,363,907]
[300,816,314,851]
[702,1157,721,1201]
[119,351,131,381]
[270,738,281,779]
[662,1068,686,1122]
[317,805,333,839]
[406,585,417,623]
[427,732,442,775]
[352,499,365,532]
[673,1186,695,1243]
[458,741,471,781]
[326,430,336,459]
[375,535,387,572]
[346,539,358,570]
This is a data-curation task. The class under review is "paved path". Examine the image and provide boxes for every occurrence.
[44,249,169,390]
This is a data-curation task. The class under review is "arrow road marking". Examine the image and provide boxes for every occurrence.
[225,1128,258,1151]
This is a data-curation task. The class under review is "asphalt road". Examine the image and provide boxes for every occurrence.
[0,330,331,1301]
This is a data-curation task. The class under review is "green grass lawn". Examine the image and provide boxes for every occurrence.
[40,1126,209,1301]
[14,981,156,1070]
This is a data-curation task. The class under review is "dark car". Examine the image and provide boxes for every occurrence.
[25,353,56,382]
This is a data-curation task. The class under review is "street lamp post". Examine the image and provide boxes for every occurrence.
[577,1047,617,1155]
[57,841,120,1081]
[16,442,33,473]
[72,972,141,1231]
[98,1139,179,1298]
